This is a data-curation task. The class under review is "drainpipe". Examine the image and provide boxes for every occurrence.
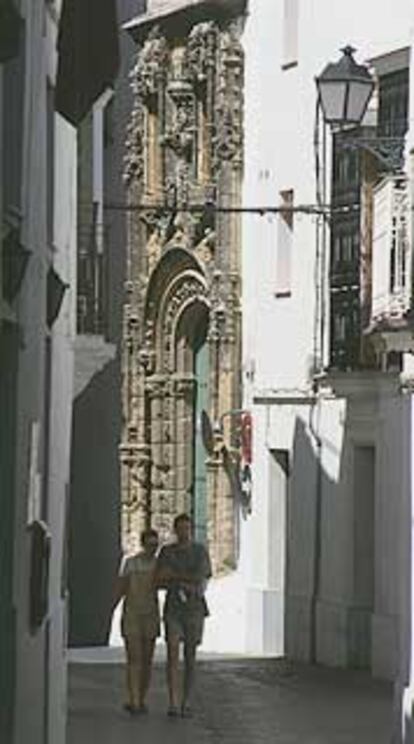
[308,380,323,664]
[310,95,328,665]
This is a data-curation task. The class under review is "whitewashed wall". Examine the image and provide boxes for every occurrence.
[243,0,414,395]
[12,3,77,743]
[46,113,77,744]
[239,0,414,672]
[13,3,50,740]
[202,0,414,668]
[397,22,414,744]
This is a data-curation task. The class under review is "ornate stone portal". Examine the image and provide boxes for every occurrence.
[121,9,244,573]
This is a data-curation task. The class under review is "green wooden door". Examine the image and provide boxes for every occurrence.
[193,341,208,544]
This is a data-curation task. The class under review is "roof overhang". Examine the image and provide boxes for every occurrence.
[368,46,410,77]
[123,0,248,41]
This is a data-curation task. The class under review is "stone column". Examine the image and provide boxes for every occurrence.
[173,374,196,517]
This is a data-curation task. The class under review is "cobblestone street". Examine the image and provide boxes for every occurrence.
[67,650,394,744]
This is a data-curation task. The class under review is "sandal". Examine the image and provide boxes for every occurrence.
[123,703,138,715]
[167,705,179,717]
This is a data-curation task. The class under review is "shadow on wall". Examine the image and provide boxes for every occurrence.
[286,406,376,670]
[68,357,122,647]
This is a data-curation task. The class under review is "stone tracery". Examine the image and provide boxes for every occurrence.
[121,9,245,571]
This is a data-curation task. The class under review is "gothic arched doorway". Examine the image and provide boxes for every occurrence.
[121,247,213,550]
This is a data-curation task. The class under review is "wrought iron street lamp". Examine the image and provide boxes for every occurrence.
[315,46,405,171]
[315,45,374,127]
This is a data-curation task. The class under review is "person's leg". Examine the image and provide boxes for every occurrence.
[166,632,181,712]
[181,611,204,714]
[138,635,156,708]
[124,635,141,710]
[182,640,197,714]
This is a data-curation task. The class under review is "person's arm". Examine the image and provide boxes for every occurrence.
[154,551,199,588]
[154,545,212,589]
[111,574,128,613]
[111,555,130,612]
[203,545,212,581]
[154,548,176,589]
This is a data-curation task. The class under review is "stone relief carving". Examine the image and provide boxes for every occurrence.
[134,25,169,100]
[147,230,162,273]
[214,24,244,169]
[124,110,145,184]
[122,14,245,571]
[186,22,218,82]
[194,228,215,266]
[163,80,195,159]
[160,275,207,371]
[124,27,168,185]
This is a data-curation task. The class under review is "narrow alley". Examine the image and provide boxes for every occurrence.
[3,2,414,744]
[68,651,393,744]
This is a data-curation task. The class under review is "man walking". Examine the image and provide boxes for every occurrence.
[155,513,212,717]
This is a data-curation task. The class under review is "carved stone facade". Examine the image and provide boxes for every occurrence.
[121,9,245,573]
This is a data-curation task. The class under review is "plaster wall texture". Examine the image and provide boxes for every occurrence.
[46,114,77,744]
[237,0,414,671]
[234,380,411,674]
[13,3,50,740]
[11,4,77,743]
[242,0,414,392]
[399,25,414,744]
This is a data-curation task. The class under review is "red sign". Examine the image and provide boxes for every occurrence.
[241,412,252,464]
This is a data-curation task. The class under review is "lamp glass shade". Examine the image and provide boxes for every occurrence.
[318,81,347,123]
[346,80,374,123]
[316,46,375,126]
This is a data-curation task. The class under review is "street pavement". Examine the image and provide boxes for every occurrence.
[67,647,394,744]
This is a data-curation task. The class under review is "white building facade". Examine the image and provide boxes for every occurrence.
[1,0,118,741]
[104,7,414,740]
[0,2,77,743]
[204,4,414,742]
[232,1,414,742]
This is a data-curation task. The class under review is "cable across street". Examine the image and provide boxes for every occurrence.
[103,202,361,216]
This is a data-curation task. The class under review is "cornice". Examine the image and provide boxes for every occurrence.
[124,0,248,40]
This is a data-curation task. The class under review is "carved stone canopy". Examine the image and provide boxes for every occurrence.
[124,0,248,41]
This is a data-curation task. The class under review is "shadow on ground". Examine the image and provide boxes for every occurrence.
[67,656,393,744]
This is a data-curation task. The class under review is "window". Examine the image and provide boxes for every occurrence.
[333,236,341,264]
[390,206,409,294]
[378,68,409,138]
[275,189,293,298]
[282,0,299,70]
[334,313,346,342]
[343,235,353,263]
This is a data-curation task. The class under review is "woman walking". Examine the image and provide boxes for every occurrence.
[112,528,160,714]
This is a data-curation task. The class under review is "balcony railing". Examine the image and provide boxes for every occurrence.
[77,201,106,336]
[370,175,411,328]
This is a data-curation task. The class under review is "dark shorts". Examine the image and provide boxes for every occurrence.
[164,608,206,646]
